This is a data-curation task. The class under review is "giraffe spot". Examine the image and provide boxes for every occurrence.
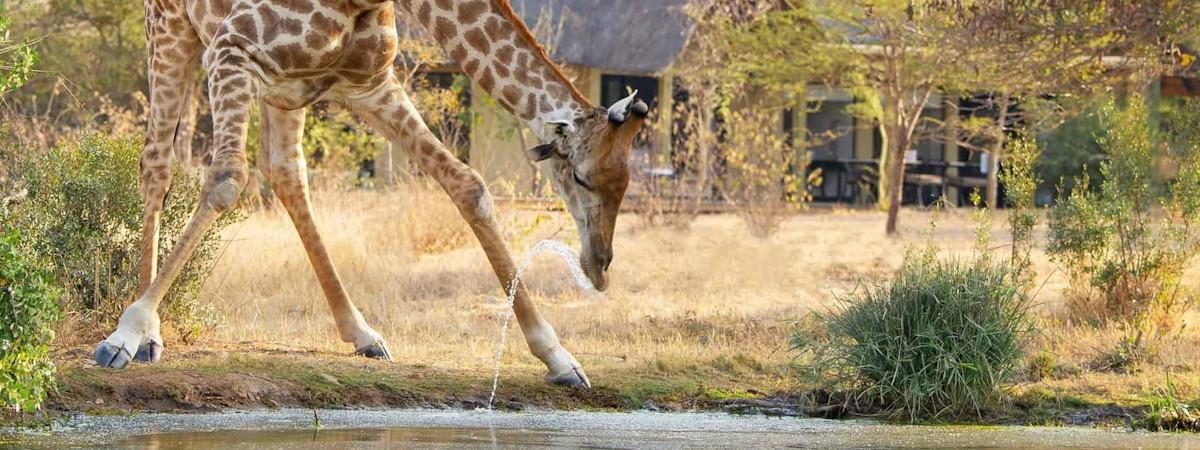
[269,43,311,69]
[433,17,455,43]
[280,18,304,38]
[464,28,489,54]
[463,59,480,76]
[311,12,343,36]
[306,31,331,50]
[418,2,432,24]
[522,93,537,119]
[450,45,467,63]
[479,67,495,92]
[230,14,258,42]
[457,1,488,24]
[484,16,511,41]
[539,94,552,113]
[276,0,313,14]
[501,85,521,108]
[496,45,514,64]
[434,0,454,11]
[493,61,510,78]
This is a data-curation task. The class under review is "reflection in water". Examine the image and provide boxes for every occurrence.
[130,427,580,450]
[8,410,1200,449]
[16,420,1200,450]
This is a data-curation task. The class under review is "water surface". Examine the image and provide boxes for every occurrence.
[4,409,1198,449]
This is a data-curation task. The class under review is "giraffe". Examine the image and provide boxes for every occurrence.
[94,0,649,388]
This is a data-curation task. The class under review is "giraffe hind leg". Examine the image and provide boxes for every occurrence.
[258,103,392,360]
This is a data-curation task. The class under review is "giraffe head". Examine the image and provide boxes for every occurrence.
[527,92,649,291]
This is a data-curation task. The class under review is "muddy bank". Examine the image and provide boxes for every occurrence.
[20,345,1151,430]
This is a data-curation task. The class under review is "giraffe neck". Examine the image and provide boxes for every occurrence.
[400,0,594,141]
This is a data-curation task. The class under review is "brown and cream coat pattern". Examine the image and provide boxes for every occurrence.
[96,0,649,387]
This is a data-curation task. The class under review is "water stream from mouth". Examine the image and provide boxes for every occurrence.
[487,240,595,411]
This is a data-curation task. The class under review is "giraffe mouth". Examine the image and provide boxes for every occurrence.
[582,256,609,291]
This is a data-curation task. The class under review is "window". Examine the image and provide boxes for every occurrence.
[805,101,855,161]
[601,74,660,112]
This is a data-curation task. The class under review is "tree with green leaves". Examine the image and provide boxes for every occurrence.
[721,0,957,235]
[717,0,1198,235]
[934,0,1200,208]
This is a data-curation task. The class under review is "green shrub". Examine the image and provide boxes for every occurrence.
[0,231,60,412]
[1046,97,1200,341]
[1143,374,1200,432]
[793,250,1034,420]
[12,134,233,340]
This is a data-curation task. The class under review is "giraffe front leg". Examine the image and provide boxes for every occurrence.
[96,48,254,369]
[123,2,203,365]
[258,104,392,360]
[345,77,589,386]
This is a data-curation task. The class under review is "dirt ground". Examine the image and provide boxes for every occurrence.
[44,188,1200,425]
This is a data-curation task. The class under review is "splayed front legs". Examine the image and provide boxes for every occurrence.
[345,75,590,387]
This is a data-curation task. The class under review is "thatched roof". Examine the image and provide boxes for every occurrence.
[509,0,695,75]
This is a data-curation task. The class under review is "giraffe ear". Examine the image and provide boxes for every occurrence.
[526,142,561,162]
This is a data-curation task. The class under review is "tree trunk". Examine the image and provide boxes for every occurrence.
[884,130,908,236]
[985,99,1010,208]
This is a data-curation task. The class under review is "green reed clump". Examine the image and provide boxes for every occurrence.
[794,250,1034,420]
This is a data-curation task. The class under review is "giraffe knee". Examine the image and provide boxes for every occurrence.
[452,172,495,223]
[204,168,247,212]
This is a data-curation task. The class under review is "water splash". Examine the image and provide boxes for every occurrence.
[487,240,595,411]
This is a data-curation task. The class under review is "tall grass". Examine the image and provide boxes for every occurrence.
[794,249,1034,420]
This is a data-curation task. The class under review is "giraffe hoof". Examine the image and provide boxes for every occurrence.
[354,340,393,361]
[547,366,591,389]
[94,341,133,369]
[133,340,164,363]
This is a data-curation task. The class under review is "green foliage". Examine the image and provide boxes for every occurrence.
[1046,97,1200,337]
[11,134,233,339]
[0,11,38,97]
[303,106,387,181]
[999,134,1041,289]
[0,231,60,412]
[719,109,808,238]
[1037,99,1106,194]
[1142,373,1200,432]
[793,249,1033,420]
[8,0,146,107]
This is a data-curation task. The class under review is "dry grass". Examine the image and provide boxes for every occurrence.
[107,184,1200,409]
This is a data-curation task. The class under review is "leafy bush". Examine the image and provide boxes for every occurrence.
[12,134,234,341]
[719,109,809,238]
[793,250,1034,419]
[0,231,60,412]
[1046,97,1200,341]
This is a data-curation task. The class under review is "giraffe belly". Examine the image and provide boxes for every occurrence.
[261,77,339,110]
